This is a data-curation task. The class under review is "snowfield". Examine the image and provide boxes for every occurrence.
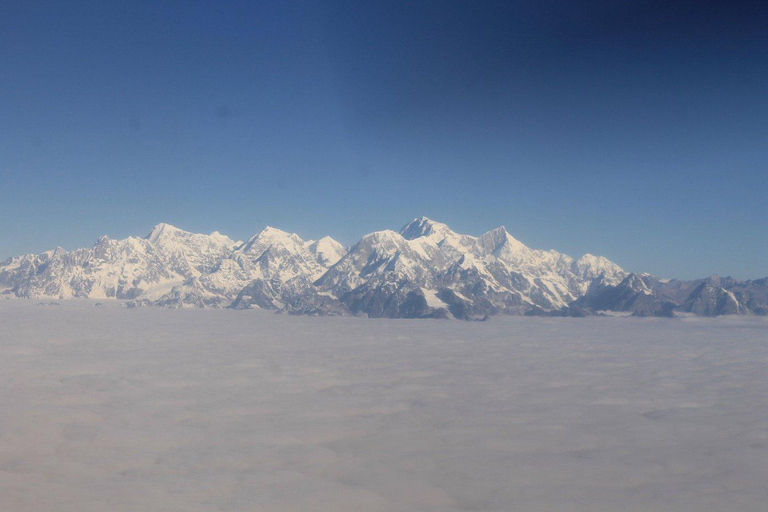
[1,300,767,511]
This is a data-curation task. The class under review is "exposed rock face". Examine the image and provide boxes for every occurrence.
[568,274,676,317]
[2,218,766,319]
[561,274,767,318]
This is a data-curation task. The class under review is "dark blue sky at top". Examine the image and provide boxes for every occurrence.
[1,0,766,279]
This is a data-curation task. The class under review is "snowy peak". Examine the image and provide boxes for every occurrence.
[622,273,653,295]
[146,223,237,252]
[248,226,297,242]
[229,225,332,285]
[361,229,403,243]
[572,253,625,285]
[398,217,478,255]
[239,226,304,255]
[345,229,423,262]
[4,216,763,318]
[307,236,346,267]
[143,223,238,276]
[476,226,529,259]
[147,223,184,244]
[400,217,454,241]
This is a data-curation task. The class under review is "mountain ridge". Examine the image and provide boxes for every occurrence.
[2,218,765,319]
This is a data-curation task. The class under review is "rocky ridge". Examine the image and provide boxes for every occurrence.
[2,218,765,319]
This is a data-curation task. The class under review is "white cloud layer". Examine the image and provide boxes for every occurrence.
[1,300,767,511]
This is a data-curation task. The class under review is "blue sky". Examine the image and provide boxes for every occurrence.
[1,0,766,279]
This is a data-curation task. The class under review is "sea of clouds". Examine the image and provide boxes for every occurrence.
[1,300,766,511]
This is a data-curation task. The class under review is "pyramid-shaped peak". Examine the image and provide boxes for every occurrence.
[399,217,454,240]
[477,225,529,256]
[147,223,184,243]
[577,252,598,262]
[247,226,304,243]
[477,225,509,244]
[240,226,304,254]
[576,253,611,268]
[258,225,298,237]
[310,235,345,250]
[487,225,508,236]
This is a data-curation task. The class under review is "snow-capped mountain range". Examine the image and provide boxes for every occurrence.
[1,218,765,318]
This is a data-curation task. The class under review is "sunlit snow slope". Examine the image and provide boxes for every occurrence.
[1,218,766,318]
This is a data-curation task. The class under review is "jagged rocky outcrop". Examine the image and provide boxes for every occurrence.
[1,218,765,319]
[564,274,677,317]
[547,273,768,318]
